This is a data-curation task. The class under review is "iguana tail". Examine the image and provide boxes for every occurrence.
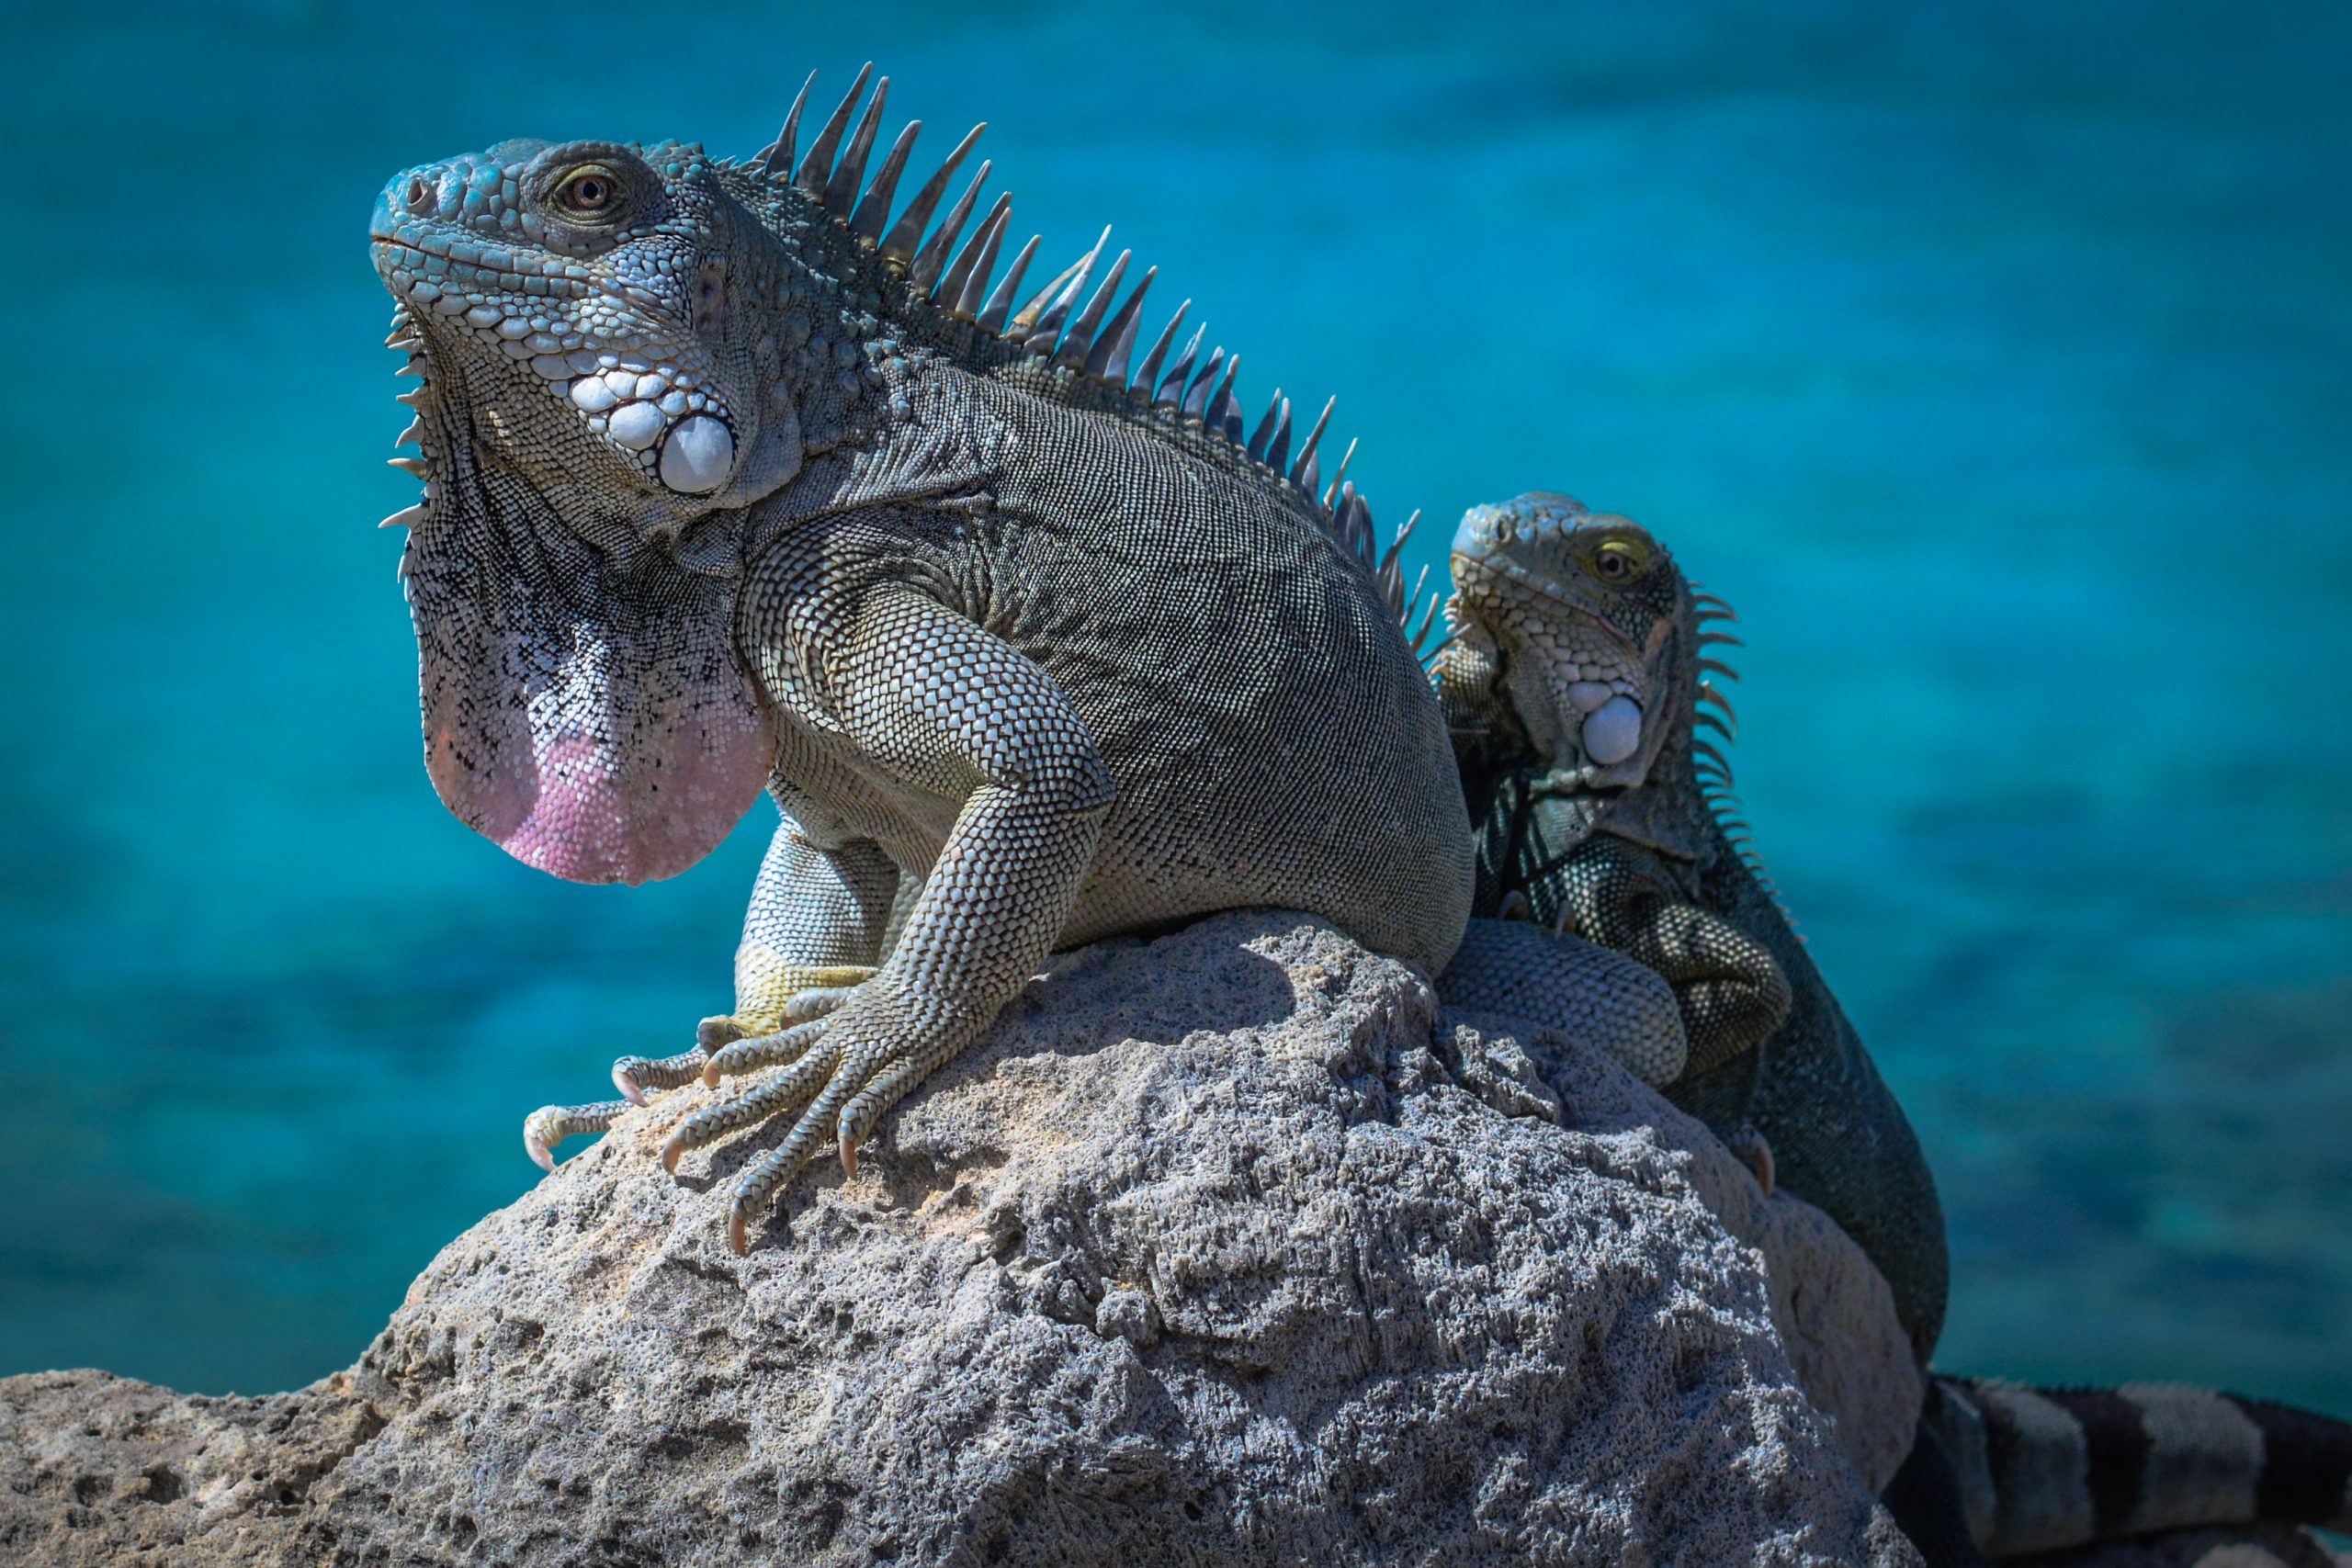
[1928,1374,2352,1558]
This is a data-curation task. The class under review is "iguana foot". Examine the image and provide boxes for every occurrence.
[665,982,976,1254]
[523,1100,633,1172]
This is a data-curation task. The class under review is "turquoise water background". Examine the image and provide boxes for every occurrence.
[2,1,2346,1406]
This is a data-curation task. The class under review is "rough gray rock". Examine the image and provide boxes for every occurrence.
[1,913,1928,1566]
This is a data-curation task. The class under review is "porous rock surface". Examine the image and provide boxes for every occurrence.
[0,912,1928,1566]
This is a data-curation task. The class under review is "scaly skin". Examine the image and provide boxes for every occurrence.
[1437,491,1950,1365]
[1926,1375,2352,1561]
[370,72,1471,1252]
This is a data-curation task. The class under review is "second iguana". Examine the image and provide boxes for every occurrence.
[1437,491,1951,1365]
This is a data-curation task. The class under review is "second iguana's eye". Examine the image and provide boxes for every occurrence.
[555,167,621,215]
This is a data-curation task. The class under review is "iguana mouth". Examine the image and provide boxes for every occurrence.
[370,236,740,497]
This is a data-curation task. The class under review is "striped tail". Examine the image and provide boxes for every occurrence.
[1928,1375,2352,1558]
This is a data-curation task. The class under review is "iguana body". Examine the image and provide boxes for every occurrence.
[1437,492,1948,1362]
[371,70,1472,1250]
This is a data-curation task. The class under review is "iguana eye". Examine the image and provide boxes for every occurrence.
[1594,542,1644,581]
[555,167,621,216]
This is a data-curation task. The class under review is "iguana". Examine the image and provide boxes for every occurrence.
[1436,491,2352,1564]
[366,68,1710,1256]
[1435,491,1951,1365]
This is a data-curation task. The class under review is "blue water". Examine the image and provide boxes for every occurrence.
[1,0,2346,1406]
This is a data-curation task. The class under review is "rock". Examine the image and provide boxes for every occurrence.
[0,913,1925,1566]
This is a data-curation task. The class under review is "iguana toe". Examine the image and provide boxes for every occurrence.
[523,1100,630,1171]
[698,1019,830,1087]
[664,1043,842,1176]
[610,1046,711,1104]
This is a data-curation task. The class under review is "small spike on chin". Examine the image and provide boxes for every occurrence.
[380,503,428,530]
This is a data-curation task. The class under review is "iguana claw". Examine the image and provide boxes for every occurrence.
[523,1100,631,1171]
[611,1047,711,1105]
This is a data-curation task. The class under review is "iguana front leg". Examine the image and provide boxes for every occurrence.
[669,589,1114,1252]
[612,817,902,1101]
[1533,832,1792,1080]
[524,815,899,1168]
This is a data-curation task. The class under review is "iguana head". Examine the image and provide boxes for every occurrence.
[366,137,816,885]
[1447,491,1734,801]
[370,137,804,536]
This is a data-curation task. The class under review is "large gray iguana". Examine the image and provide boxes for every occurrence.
[1434,491,2352,1562]
[368,69,1687,1254]
[1435,490,1951,1365]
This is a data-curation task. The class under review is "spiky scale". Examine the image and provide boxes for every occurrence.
[823,77,891,213]
[1262,397,1293,471]
[1699,682,1738,728]
[1290,396,1335,493]
[940,200,1011,318]
[880,123,986,267]
[1154,322,1205,409]
[1054,249,1132,369]
[795,62,874,197]
[758,71,819,176]
[1011,238,1099,344]
[1131,300,1191,399]
[388,456,429,478]
[1699,658,1740,682]
[380,503,427,530]
[1181,346,1226,419]
[1322,437,1358,511]
[1082,267,1157,384]
[976,235,1040,333]
[1203,355,1243,439]
[849,119,922,243]
[910,161,994,293]
[1246,391,1284,462]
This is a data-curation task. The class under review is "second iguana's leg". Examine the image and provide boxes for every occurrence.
[1441,917,1690,1086]
[1541,838,1792,1080]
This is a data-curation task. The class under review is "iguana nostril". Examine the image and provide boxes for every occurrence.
[1581,694,1644,765]
[404,175,433,213]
